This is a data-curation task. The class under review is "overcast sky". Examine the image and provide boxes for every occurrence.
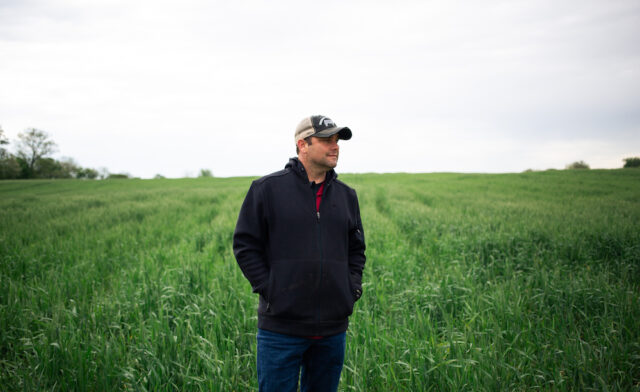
[1,0,639,178]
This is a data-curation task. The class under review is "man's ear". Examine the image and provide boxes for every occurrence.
[296,138,307,153]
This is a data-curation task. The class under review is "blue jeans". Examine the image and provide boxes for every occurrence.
[256,328,346,392]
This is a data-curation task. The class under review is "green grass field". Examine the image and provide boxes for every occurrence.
[1,169,639,391]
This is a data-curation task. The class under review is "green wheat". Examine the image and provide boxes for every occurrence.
[1,169,639,391]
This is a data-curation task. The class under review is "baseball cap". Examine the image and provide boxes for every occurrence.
[295,115,352,142]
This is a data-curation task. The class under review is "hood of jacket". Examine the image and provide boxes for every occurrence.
[285,157,338,185]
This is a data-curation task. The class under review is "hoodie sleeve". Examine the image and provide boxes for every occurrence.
[233,181,270,297]
[348,190,366,301]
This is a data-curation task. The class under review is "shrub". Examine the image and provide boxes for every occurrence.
[566,160,590,170]
[35,158,71,179]
[76,168,99,179]
[199,169,213,178]
[623,157,640,168]
[107,173,130,179]
[0,156,21,179]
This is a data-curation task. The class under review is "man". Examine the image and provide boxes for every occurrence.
[233,115,367,391]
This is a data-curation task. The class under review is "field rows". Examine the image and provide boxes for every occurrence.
[1,170,639,390]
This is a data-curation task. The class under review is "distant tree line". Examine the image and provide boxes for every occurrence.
[2,125,638,179]
[0,127,102,180]
[565,158,640,170]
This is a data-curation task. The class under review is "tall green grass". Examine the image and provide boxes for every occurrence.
[1,169,639,391]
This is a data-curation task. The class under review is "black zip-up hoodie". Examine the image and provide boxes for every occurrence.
[233,158,366,337]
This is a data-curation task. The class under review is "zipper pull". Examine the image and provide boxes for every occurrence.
[317,211,320,221]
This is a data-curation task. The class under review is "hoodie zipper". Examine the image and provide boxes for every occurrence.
[314,180,332,335]
[314,186,323,334]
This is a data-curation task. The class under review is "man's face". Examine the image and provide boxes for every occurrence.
[306,134,340,170]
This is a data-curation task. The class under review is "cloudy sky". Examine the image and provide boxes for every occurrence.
[1,0,639,178]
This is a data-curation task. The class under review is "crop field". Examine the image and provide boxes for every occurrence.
[1,169,639,391]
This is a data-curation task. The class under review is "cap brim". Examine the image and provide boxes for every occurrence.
[314,126,352,140]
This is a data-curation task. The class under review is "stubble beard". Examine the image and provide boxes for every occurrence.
[322,153,339,170]
[308,154,338,173]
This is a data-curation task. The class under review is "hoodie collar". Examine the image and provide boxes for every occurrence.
[285,157,337,186]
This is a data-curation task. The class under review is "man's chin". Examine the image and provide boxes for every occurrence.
[326,159,338,168]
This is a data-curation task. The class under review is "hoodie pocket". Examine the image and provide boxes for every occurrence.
[266,259,318,321]
[319,259,355,321]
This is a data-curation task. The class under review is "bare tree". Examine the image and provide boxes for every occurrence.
[16,128,57,171]
[98,167,110,180]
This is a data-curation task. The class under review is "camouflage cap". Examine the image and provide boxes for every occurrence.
[295,115,352,142]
